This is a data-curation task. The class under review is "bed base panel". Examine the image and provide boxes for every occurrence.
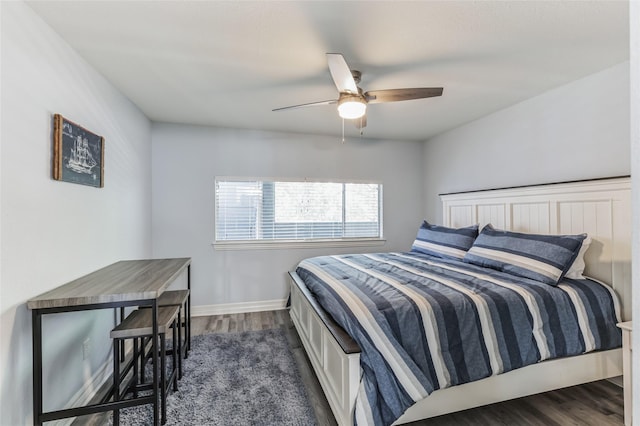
[290,271,623,426]
[289,273,359,426]
[395,347,621,424]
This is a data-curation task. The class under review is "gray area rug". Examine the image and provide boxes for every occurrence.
[112,329,316,425]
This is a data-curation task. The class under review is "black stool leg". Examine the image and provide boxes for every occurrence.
[140,336,148,384]
[177,308,183,380]
[112,338,120,426]
[160,333,167,425]
[186,298,191,355]
[172,318,179,392]
[133,337,139,398]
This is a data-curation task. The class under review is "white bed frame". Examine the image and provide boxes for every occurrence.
[289,177,631,425]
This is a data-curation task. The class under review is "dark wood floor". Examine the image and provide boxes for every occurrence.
[192,310,625,426]
[76,310,624,425]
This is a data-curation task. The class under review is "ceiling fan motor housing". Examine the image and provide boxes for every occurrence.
[351,70,362,84]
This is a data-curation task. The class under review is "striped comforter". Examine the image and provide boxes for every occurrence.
[295,252,622,426]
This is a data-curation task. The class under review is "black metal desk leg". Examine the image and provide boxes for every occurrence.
[32,310,43,426]
[119,307,125,361]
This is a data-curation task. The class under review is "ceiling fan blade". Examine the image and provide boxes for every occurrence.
[272,99,337,112]
[327,53,358,94]
[364,87,443,104]
[352,114,367,130]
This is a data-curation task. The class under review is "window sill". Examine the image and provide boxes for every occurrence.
[212,238,386,251]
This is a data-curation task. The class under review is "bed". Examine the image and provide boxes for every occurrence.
[288,177,631,426]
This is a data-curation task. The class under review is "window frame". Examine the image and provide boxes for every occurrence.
[213,176,385,250]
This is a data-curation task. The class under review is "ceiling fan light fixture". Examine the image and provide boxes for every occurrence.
[337,95,366,119]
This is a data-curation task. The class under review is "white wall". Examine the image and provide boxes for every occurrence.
[0,2,152,423]
[423,62,630,224]
[151,124,424,310]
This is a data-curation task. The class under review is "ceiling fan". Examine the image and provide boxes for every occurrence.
[273,53,443,130]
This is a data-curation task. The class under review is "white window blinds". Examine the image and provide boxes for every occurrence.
[215,178,382,242]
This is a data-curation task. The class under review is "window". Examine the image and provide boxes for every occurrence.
[215,178,382,247]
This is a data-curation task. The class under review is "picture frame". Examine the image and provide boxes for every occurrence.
[53,114,104,188]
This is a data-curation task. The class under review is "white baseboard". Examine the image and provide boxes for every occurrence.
[191,298,288,317]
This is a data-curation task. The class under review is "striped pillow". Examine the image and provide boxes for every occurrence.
[463,224,586,286]
[411,221,478,260]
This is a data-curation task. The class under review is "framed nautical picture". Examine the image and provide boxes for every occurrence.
[53,114,104,188]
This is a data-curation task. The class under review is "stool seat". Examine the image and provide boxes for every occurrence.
[139,290,191,380]
[157,289,189,307]
[111,306,180,339]
[144,289,191,379]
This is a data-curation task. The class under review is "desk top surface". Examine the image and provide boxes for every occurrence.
[27,258,191,310]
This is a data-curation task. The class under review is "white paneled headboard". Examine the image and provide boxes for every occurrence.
[440,177,632,321]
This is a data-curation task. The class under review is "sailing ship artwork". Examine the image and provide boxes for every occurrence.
[53,114,104,187]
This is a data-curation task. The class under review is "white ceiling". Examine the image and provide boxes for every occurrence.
[27,1,629,142]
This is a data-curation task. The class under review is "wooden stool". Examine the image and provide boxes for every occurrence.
[111,306,180,425]
[140,290,190,379]
[157,289,191,375]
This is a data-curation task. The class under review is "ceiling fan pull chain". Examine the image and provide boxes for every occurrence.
[342,118,345,144]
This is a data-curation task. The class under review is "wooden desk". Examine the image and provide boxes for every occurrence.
[27,258,191,426]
